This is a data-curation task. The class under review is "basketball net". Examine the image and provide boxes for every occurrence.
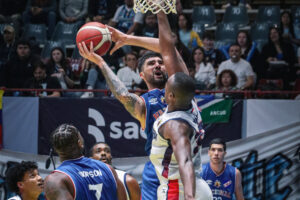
[133,0,177,14]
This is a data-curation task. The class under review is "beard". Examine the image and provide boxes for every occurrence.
[147,72,168,89]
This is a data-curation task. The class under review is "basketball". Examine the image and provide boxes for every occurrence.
[76,22,112,56]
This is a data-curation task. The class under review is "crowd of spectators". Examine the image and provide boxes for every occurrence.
[0,0,300,99]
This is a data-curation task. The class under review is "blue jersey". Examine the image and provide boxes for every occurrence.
[202,163,236,200]
[141,88,166,155]
[140,88,166,200]
[54,157,117,200]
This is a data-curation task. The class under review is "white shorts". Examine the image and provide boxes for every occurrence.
[157,178,213,200]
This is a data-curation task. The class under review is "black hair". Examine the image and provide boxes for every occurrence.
[209,138,226,151]
[6,161,38,193]
[178,13,193,31]
[236,30,252,49]
[229,43,241,50]
[16,39,31,48]
[33,60,47,72]
[191,46,207,65]
[51,124,82,156]
[89,142,110,157]
[280,11,295,38]
[125,51,138,60]
[137,51,162,72]
[47,46,70,74]
[268,26,283,44]
[171,72,195,106]
[217,69,238,88]
[202,31,215,41]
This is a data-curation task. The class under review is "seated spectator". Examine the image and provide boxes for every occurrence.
[117,52,142,90]
[214,69,243,98]
[261,27,296,88]
[178,13,203,51]
[22,0,57,38]
[202,32,226,70]
[80,59,107,98]
[190,47,216,90]
[109,0,144,35]
[2,40,40,93]
[171,30,191,64]
[24,60,61,97]
[222,0,251,9]
[280,11,300,46]
[138,12,158,38]
[46,47,75,92]
[59,0,88,25]
[86,0,117,24]
[6,161,45,200]
[218,44,255,90]
[0,25,16,66]
[0,0,26,37]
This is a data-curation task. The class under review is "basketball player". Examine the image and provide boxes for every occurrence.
[44,124,126,200]
[150,72,212,200]
[78,6,189,200]
[6,161,44,200]
[202,138,244,200]
[90,142,141,200]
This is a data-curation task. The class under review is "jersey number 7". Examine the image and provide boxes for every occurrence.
[89,183,103,200]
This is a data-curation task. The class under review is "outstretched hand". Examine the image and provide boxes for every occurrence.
[107,26,128,55]
[78,42,106,69]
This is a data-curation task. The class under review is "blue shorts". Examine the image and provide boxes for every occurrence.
[141,161,160,200]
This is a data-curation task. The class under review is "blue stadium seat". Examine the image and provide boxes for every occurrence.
[192,6,216,27]
[215,23,238,43]
[192,23,205,38]
[291,6,300,24]
[250,23,270,52]
[222,5,249,27]
[51,21,81,46]
[255,6,280,26]
[41,40,66,59]
[22,24,47,45]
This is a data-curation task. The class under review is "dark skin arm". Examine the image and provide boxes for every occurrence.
[160,120,195,200]
[106,164,127,200]
[126,174,141,200]
[44,172,74,200]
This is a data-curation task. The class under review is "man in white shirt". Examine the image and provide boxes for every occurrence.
[217,44,254,90]
[117,52,142,90]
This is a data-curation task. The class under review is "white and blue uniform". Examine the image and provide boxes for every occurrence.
[115,169,130,200]
[140,89,166,200]
[54,157,117,200]
[202,163,236,200]
[150,100,212,200]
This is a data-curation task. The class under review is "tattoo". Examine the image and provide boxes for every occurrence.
[100,63,141,117]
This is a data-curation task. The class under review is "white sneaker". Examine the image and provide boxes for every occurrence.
[81,92,94,98]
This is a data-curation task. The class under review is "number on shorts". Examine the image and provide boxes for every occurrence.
[213,197,222,200]
[89,183,103,200]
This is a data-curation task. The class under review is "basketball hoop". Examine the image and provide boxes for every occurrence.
[133,0,177,14]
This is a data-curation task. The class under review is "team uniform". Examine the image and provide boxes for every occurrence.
[150,100,212,200]
[201,163,236,200]
[115,169,130,200]
[53,157,117,200]
[140,88,167,200]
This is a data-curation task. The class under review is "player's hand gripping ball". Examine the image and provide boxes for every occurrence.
[76,22,112,56]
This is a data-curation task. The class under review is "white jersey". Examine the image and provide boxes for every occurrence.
[116,169,130,200]
[150,100,204,180]
[150,100,212,200]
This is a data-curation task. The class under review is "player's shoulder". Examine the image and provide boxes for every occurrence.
[7,195,22,200]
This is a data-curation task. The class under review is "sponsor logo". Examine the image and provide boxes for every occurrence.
[214,180,221,188]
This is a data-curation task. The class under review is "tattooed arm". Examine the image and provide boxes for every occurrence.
[44,172,74,200]
[78,42,147,128]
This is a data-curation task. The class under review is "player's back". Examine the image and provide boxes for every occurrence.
[55,157,117,200]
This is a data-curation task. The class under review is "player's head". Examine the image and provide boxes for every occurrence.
[6,161,43,197]
[208,138,227,164]
[165,72,195,108]
[89,142,112,165]
[138,51,167,89]
[51,124,84,160]
[33,60,47,82]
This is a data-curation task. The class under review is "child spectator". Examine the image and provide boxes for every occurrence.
[214,69,242,98]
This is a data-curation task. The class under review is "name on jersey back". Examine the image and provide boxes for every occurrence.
[79,170,103,178]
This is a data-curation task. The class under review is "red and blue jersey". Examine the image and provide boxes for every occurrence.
[54,157,117,200]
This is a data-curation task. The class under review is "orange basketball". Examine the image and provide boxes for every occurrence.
[76,22,112,56]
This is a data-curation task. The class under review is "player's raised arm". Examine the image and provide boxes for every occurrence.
[78,42,146,127]
[157,11,189,76]
[163,120,196,200]
[44,173,74,200]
